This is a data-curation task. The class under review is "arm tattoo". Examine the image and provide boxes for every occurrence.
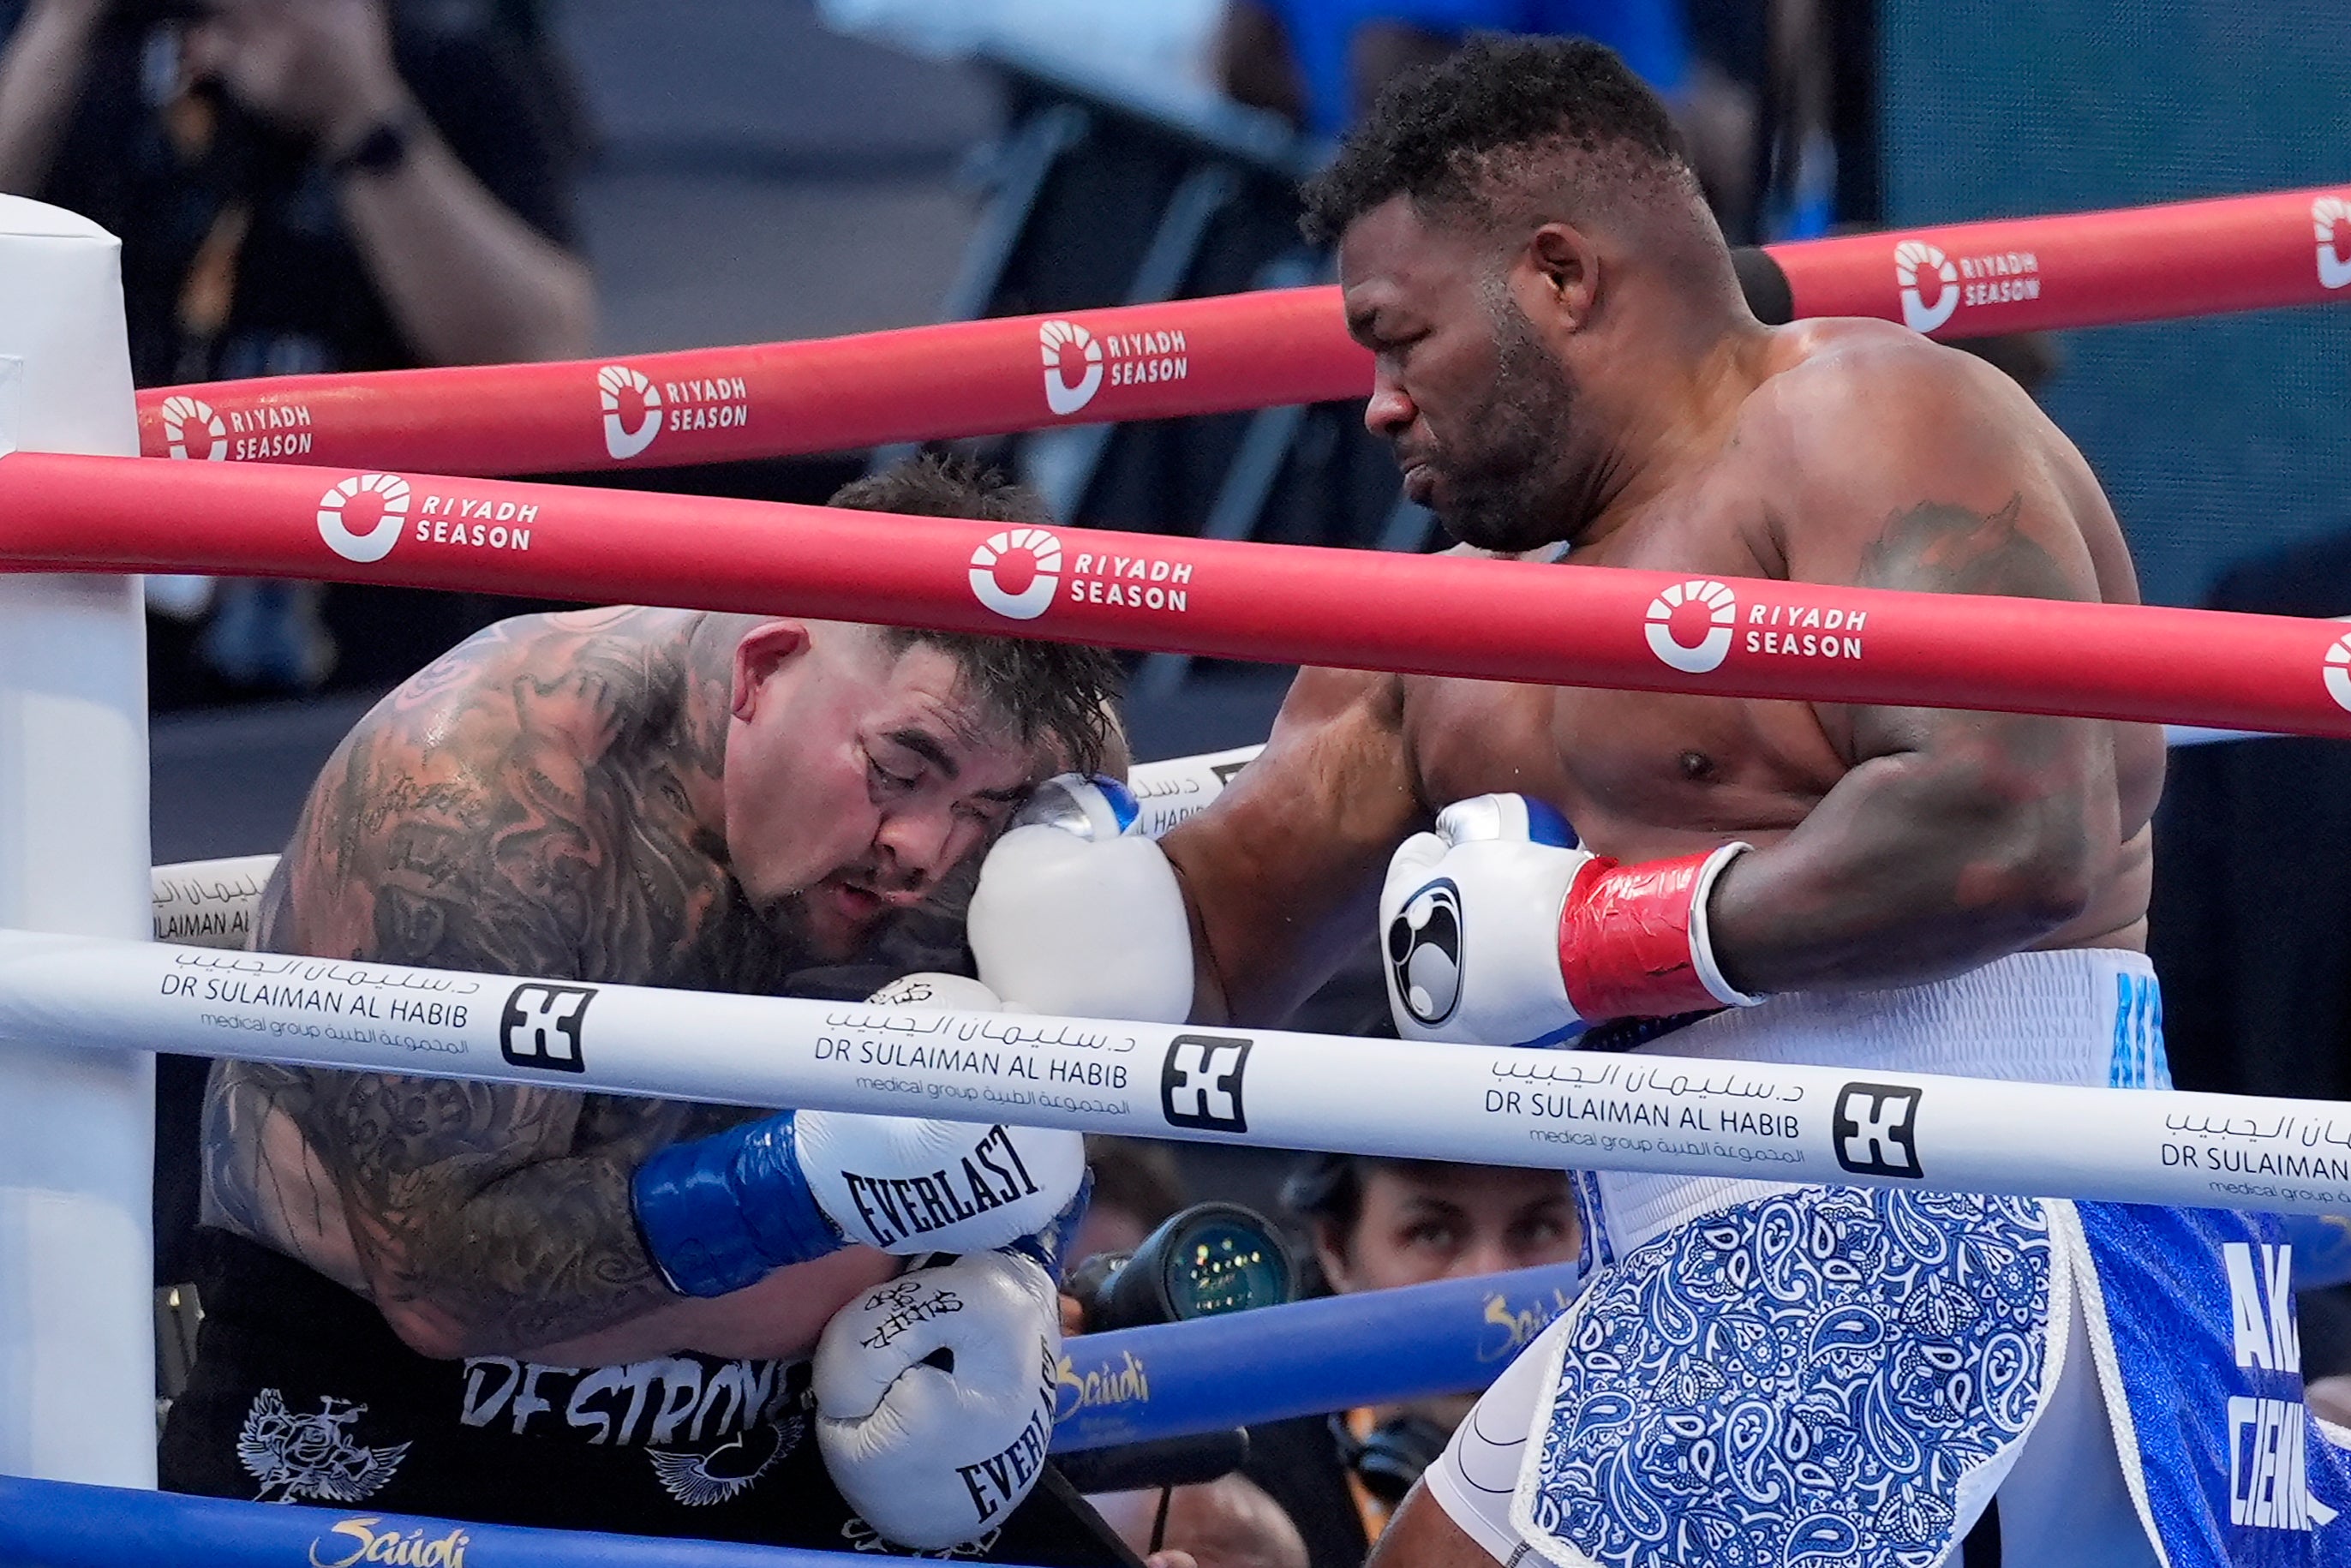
[203,611,783,1355]
[1855,494,2079,603]
[1850,494,2085,774]
[1713,495,2104,991]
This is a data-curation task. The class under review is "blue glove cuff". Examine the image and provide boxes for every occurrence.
[1520,797,1576,848]
[1008,773,1143,840]
[631,1112,846,1298]
[1002,1169,1093,1279]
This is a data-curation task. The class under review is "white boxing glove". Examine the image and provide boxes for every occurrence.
[631,975,1086,1296]
[968,774,1194,1024]
[793,1108,1085,1257]
[1380,794,1592,1049]
[801,972,1086,1255]
[861,971,1007,1013]
[815,1249,1062,1549]
[1380,795,1756,1048]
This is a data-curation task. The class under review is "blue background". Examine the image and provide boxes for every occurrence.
[1882,0,2351,607]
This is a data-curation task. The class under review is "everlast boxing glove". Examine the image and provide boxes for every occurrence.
[814,1247,1064,1549]
[631,973,1086,1297]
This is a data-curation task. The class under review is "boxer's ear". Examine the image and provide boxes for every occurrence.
[731,619,813,721]
[1520,222,1600,333]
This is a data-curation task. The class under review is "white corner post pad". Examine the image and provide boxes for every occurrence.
[0,195,154,1488]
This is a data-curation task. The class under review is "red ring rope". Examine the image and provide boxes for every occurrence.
[130,183,2351,479]
[6,450,2349,737]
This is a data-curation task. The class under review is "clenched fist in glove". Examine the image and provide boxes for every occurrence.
[630,973,1086,1297]
[810,967,1085,1550]
[1379,793,1761,1047]
[969,774,1195,1024]
[815,1248,1063,1549]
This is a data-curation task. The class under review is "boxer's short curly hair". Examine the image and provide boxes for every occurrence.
[1299,33,1689,247]
[830,457,1124,775]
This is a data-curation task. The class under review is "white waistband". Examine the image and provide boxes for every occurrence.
[1591,949,2160,1257]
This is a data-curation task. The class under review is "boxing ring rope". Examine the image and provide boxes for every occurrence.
[0,1259,1588,1565]
[1050,1261,1584,1451]
[0,1475,966,1568]
[7,183,2349,1562]
[129,183,2351,478]
[8,451,2351,738]
[9,929,2351,1218]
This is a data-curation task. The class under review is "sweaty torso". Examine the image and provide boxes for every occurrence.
[203,607,786,1296]
[1399,320,2161,955]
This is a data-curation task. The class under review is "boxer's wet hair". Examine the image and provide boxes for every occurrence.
[1299,33,1688,247]
[830,456,1123,775]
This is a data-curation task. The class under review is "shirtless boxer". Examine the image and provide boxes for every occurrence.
[969,38,2347,1567]
[159,458,1133,1560]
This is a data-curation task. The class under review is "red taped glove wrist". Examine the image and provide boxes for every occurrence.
[1556,843,1761,1022]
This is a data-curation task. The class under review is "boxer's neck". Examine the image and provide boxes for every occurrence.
[671,610,754,855]
[1558,315,1774,554]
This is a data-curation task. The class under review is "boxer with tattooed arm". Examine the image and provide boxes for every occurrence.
[160,458,1137,1562]
[969,38,2344,1568]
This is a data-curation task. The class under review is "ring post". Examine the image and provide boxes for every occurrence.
[0,198,153,1486]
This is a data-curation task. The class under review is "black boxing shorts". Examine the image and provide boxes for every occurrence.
[160,1229,1128,1565]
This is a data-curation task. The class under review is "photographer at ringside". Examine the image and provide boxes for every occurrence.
[0,0,593,692]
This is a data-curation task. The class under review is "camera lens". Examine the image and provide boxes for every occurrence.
[1157,1209,1291,1319]
[1080,1201,1295,1330]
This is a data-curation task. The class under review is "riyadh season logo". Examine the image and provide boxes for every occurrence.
[1039,320,1104,416]
[159,394,226,461]
[2315,196,2351,291]
[1645,579,1738,673]
[317,474,410,564]
[598,364,663,459]
[164,396,313,460]
[2326,631,2351,715]
[1894,241,1959,333]
[970,526,1063,620]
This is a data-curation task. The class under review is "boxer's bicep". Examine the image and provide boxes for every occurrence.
[244,637,710,1355]
[1165,665,1421,1024]
[311,1074,760,1360]
[1710,404,2115,990]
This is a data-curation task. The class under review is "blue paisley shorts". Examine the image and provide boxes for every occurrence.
[1514,1187,2056,1568]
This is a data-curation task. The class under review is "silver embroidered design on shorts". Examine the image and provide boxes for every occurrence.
[646,1412,804,1506]
[236,1388,410,1504]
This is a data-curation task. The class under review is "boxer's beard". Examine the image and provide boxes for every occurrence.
[759,852,957,967]
[1429,295,1579,554]
[758,887,900,967]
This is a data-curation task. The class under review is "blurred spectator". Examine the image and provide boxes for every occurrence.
[1117,1154,1579,1568]
[1091,1474,1309,1568]
[1213,0,1763,237]
[1282,1154,1576,1423]
[1217,0,1687,139]
[0,0,593,691]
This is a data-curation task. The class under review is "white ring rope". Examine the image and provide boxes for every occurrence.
[8,925,2349,1217]
[150,855,275,950]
